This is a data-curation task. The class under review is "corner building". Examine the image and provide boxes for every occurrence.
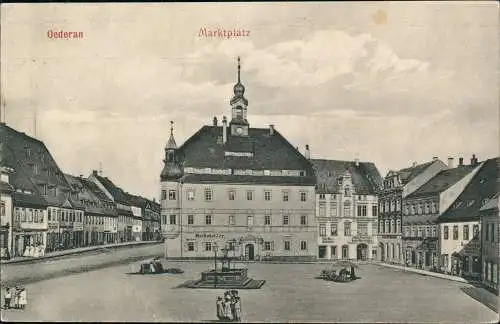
[160,58,317,261]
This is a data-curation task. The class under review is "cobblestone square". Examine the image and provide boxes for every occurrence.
[2,261,497,322]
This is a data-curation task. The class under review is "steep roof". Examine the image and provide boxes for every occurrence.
[66,174,114,214]
[438,157,499,223]
[392,161,434,185]
[93,173,129,204]
[0,123,71,207]
[480,193,499,212]
[310,159,383,194]
[172,125,316,186]
[406,165,477,199]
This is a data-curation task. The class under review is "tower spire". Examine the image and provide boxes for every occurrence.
[237,56,241,83]
[166,120,177,150]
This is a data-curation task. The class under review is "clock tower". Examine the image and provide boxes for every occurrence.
[229,56,249,136]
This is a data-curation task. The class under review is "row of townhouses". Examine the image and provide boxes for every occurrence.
[158,57,499,294]
[0,123,161,259]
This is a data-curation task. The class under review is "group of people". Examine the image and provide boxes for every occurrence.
[23,244,45,258]
[216,290,241,322]
[3,286,27,310]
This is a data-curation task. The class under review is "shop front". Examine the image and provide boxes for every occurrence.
[73,222,84,248]
[45,222,60,252]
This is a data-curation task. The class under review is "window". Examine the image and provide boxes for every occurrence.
[169,215,176,225]
[463,225,469,240]
[396,219,401,233]
[331,224,338,236]
[443,226,449,240]
[319,193,326,200]
[300,241,307,251]
[344,187,350,196]
[264,191,271,201]
[204,188,213,201]
[491,223,495,242]
[284,240,291,251]
[0,201,5,217]
[442,254,449,268]
[161,190,167,200]
[188,242,195,251]
[473,225,479,239]
[300,215,307,226]
[343,204,351,218]
[264,215,271,225]
[283,215,289,225]
[282,191,289,202]
[319,224,326,237]
[187,214,194,225]
[264,241,274,251]
[228,190,236,201]
[425,226,430,237]
[330,203,337,217]
[344,222,351,236]
[229,215,235,225]
[300,192,307,202]
[453,225,459,240]
[205,242,212,251]
[319,202,326,217]
[342,245,348,258]
[187,189,195,201]
[246,190,253,201]
[205,214,212,225]
[372,206,378,217]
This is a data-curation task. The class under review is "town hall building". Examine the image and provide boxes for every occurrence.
[160,57,317,261]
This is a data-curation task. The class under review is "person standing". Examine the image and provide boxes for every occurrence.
[233,296,242,322]
[4,287,11,309]
[223,294,233,321]
[18,288,27,310]
[216,296,223,321]
[13,287,20,309]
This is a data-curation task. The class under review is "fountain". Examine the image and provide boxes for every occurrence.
[179,241,265,289]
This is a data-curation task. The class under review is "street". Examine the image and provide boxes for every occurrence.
[1,259,497,322]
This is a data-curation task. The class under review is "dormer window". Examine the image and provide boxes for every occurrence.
[344,187,350,196]
[25,147,32,157]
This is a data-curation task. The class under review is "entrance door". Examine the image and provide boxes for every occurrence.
[357,243,368,260]
[245,243,255,261]
[318,246,327,259]
[380,243,385,261]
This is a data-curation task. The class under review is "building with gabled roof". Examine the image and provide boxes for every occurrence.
[159,58,317,261]
[89,171,139,242]
[436,157,499,279]
[310,159,383,260]
[378,158,448,265]
[0,165,14,259]
[402,157,481,272]
[1,123,83,256]
[65,174,118,246]
[480,192,499,295]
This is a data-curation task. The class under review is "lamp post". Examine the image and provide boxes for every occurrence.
[214,242,218,288]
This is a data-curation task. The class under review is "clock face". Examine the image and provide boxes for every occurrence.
[236,127,243,134]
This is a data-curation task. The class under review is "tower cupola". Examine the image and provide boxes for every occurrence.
[160,121,183,181]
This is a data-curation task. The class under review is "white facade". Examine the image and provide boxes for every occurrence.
[439,221,481,275]
[316,190,379,260]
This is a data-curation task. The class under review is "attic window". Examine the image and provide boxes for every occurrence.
[337,178,342,185]
[25,147,32,157]
[327,172,332,177]
[299,171,305,176]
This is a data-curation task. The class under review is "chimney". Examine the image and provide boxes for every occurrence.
[92,170,98,176]
[458,157,464,166]
[470,154,477,166]
[213,117,218,126]
[305,144,310,160]
[269,124,275,135]
[222,116,228,144]
[412,162,417,167]
[447,157,454,168]
[432,156,438,161]
[355,158,359,167]
[79,174,84,179]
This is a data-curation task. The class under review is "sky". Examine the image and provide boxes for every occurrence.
[1,2,498,200]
